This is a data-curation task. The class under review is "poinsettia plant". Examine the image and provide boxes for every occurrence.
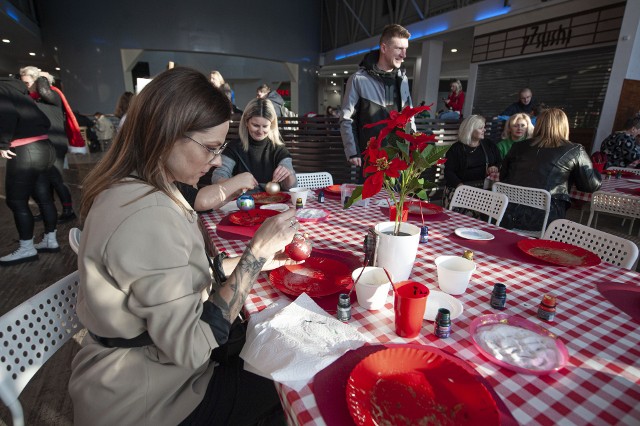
[345,105,450,235]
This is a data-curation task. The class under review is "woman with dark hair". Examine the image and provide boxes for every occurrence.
[211,97,297,191]
[69,67,298,425]
[0,75,58,266]
[501,108,601,231]
[599,114,640,168]
[114,91,134,126]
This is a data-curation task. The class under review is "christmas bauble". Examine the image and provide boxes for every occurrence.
[265,181,281,195]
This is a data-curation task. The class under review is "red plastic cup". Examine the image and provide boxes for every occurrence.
[388,205,409,222]
[393,281,429,338]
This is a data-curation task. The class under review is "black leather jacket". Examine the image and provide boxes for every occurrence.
[500,140,601,230]
[501,139,601,204]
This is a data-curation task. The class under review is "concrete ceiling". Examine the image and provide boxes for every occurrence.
[0,10,55,76]
[318,26,475,80]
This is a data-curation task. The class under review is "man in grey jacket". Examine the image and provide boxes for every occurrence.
[340,24,413,177]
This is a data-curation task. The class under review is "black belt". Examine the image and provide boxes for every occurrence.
[89,330,154,348]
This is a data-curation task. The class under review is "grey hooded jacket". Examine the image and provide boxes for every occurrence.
[339,51,413,160]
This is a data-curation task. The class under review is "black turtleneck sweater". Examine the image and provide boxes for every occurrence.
[224,137,292,184]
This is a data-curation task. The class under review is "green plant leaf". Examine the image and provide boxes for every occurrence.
[344,185,363,209]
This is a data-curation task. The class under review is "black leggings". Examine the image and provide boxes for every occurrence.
[48,142,73,208]
[5,140,57,239]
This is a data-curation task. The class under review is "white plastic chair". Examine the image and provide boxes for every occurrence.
[587,191,640,236]
[605,167,640,176]
[295,172,334,189]
[0,271,82,426]
[69,228,81,254]
[493,182,552,238]
[449,185,508,226]
[543,219,639,270]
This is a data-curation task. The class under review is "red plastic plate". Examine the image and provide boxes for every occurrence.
[268,249,360,297]
[516,239,601,267]
[469,314,569,375]
[228,209,278,226]
[324,184,342,197]
[252,191,291,205]
[405,201,444,217]
[346,347,499,426]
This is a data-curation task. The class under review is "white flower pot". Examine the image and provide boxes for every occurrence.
[373,221,421,281]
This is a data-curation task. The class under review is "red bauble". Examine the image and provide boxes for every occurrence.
[285,233,312,261]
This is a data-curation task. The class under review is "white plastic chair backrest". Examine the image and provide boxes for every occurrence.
[0,271,82,426]
[295,172,334,190]
[543,219,639,270]
[69,227,81,255]
[588,191,640,220]
[605,167,640,176]
[493,182,552,238]
[449,185,508,226]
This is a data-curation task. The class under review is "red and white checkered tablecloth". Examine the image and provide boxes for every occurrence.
[200,194,640,426]
[570,177,640,202]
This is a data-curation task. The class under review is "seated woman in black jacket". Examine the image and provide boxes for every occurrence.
[500,108,601,231]
[442,115,501,208]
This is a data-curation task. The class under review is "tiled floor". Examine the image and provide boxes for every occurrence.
[0,153,638,425]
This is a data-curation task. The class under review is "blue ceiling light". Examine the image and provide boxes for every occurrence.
[335,47,375,61]
[475,6,510,21]
[409,25,449,40]
[5,7,20,23]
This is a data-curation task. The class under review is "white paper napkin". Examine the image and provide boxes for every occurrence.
[240,293,367,391]
[219,201,239,213]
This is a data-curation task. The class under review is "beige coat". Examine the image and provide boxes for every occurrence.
[69,180,218,425]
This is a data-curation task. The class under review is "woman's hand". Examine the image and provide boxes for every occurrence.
[261,252,301,271]
[0,150,16,160]
[249,208,298,260]
[229,172,258,194]
[271,165,291,183]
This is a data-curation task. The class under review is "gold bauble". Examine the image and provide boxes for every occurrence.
[265,181,281,194]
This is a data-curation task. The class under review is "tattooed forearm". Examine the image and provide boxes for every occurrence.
[209,246,266,321]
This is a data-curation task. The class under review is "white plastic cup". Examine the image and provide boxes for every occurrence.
[289,187,309,207]
[341,184,369,207]
[435,255,476,295]
[352,267,392,311]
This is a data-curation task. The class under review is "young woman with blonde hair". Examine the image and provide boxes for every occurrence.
[211,97,297,191]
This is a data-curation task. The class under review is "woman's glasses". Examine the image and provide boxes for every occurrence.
[185,135,228,164]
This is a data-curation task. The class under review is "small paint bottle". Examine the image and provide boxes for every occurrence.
[419,225,429,243]
[434,308,451,338]
[296,197,303,210]
[317,189,325,203]
[537,294,557,321]
[337,293,351,322]
[490,283,507,310]
[462,250,474,261]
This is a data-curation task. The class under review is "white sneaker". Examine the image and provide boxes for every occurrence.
[0,239,39,266]
[34,231,60,253]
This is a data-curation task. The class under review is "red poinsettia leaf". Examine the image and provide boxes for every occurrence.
[386,158,408,177]
[362,172,384,199]
[436,158,448,165]
[363,164,379,174]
